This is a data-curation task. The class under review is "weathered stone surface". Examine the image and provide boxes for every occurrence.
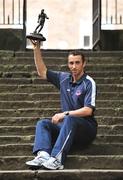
[0,134,123,144]
[0,170,123,180]
[0,143,123,156]
[0,99,122,109]
[0,107,122,117]
[0,50,123,179]
[0,116,122,126]
[0,155,123,170]
[0,124,123,136]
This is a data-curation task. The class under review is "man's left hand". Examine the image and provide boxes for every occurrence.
[51,113,65,124]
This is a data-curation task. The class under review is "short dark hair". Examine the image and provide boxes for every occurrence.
[68,50,85,63]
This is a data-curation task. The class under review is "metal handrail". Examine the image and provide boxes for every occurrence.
[0,0,26,26]
[102,0,123,25]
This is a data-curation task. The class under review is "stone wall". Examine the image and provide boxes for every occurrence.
[101,30,123,50]
[0,29,24,51]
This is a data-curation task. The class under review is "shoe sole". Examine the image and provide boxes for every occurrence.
[26,163,43,170]
[42,165,64,170]
[29,165,43,170]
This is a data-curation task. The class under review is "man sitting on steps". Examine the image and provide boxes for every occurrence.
[26,40,98,170]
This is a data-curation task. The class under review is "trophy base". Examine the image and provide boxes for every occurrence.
[26,33,46,41]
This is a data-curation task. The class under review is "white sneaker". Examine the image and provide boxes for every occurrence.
[26,151,50,167]
[42,157,64,170]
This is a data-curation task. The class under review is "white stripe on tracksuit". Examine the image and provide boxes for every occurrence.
[56,130,72,162]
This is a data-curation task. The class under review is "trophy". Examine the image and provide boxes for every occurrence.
[26,9,49,41]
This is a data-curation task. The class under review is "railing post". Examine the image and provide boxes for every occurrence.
[3,0,5,24]
[23,0,27,50]
[18,0,21,24]
[12,0,14,24]
[115,0,117,24]
[106,0,108,24]
[120,15,122,24]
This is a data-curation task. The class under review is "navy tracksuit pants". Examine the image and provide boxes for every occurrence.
[33,115,97,164]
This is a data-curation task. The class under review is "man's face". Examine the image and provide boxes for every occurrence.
[68,54,85,78]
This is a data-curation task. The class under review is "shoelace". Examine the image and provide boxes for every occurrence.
[48,158,60,166]
[34,155,43,161]
[35,154,49,162]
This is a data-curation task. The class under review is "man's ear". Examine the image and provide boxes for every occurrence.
[83,61,86,68]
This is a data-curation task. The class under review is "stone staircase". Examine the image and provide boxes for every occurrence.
[0,50,123,180]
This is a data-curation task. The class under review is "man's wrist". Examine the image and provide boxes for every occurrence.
[64,111,69,116]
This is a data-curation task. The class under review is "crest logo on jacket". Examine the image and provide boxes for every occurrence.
[76,90,81,96]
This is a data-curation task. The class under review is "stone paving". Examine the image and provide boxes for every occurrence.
[0,50,123,179]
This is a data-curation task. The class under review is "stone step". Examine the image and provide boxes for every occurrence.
[0,84,58,93]
[15,50,68,57]
[0,84,122,93]
[97,84,123,92]
[0,116,122,126]
[0,107,122,117]
[0,93,59,101]
[11,49,123,57]
[0,50,122,178]
[96,134,123,143]
[0,108,59,117]
[0,100,60,109]
[0,155,123,170]
[0,64,122,72]
[0,143,123,156]
[88,71,123,78]
[95,108,123,117]
[1,71,123,78]
[97,125,123,135]
[0,125,122,136]
[0,92,60,101]
[87,56,123,64]
[0,77,122,84]
[0,100,122,109]
[0,134,123,144]
[97,116,123,125]
[0,92,122,101]
[1,56,123,65]
[0,126,35,135]
[0,169,123,180]
[0,135,34,144]
[96,100,123,108]
[0,50,14,58]
[2,59,123,71]
[97,92,123,99]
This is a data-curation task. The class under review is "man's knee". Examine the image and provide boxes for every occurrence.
[36,119,51,127]
[64,116,77,125]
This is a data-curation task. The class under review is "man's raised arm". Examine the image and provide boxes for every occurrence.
[32,40,47,79]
